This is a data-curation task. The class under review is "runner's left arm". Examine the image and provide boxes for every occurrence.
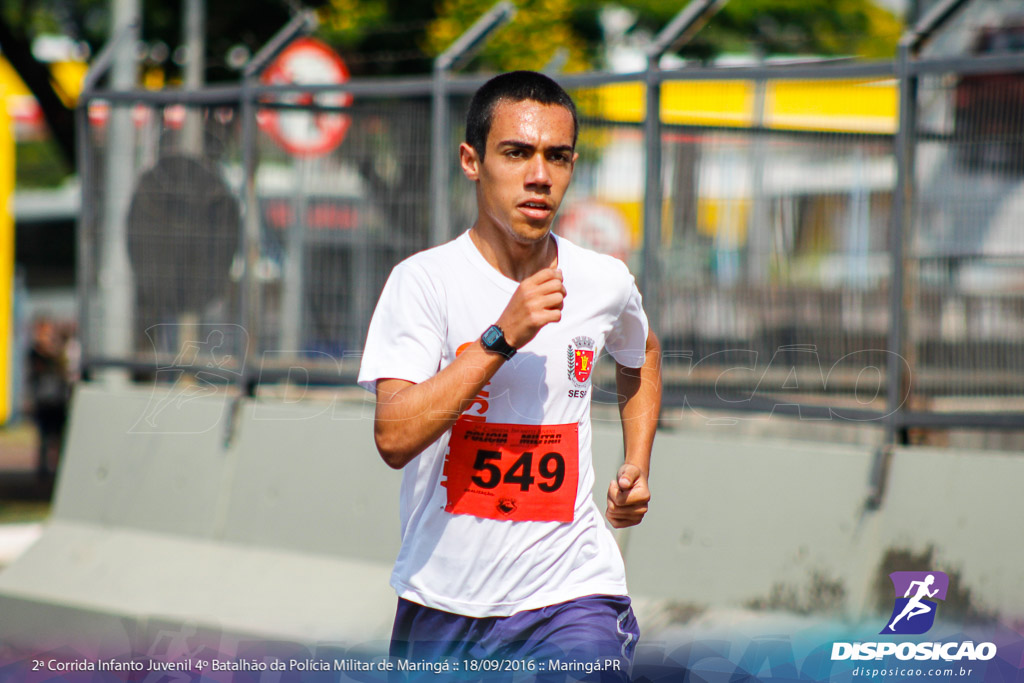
[606,330,662,529]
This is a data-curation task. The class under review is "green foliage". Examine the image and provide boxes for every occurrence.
[4,0,902,81]
[629,0,901,61]
[319,0,390,47]
[2,0,105,48]
[2,0,300,82]
[317,0,437,75]
[425,0,595,73]
[15,139,71,188]
[316,0,900,75]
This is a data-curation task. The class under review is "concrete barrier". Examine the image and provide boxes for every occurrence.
[598,427,1022,624]
[0,383,400,651]
[1,382,1020,651]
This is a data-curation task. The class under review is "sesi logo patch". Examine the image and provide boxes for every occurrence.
[567,335,596,388]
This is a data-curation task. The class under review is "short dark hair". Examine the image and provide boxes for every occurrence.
[465,70,578,159]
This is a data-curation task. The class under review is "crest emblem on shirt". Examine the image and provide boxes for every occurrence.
[567,335,596,387]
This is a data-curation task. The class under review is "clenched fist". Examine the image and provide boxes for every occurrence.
[606,463,650,528]
[496,268,566,349]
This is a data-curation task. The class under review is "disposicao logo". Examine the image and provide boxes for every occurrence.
[883,571,949,635]
[831,570,997,663]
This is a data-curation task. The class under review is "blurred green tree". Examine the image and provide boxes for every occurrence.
[319,0,901,75]
[0,0,305,166]
[627,0,903,62]
[0,0,901,168]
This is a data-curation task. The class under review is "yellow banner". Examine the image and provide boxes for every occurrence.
[595,78,897,134]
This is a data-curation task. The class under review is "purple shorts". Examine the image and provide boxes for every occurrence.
[389,594,639,681]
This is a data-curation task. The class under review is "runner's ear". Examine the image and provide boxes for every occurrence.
[460,142,481,181]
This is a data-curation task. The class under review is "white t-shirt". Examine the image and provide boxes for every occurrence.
[358,230,649,618]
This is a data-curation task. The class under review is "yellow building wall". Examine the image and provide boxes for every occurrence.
[0,86,13,423]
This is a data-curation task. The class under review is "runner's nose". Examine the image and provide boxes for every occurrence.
[524,153,551,187]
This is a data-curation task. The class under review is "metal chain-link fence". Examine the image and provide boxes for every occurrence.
[76,44,1024,440]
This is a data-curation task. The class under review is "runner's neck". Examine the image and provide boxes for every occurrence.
[468,227,558,282]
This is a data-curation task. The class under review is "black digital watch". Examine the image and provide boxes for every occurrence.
[480,324,516,360]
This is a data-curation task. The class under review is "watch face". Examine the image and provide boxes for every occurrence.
[482,326,502,346]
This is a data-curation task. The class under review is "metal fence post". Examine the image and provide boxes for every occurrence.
[641,0,726,333]
[886,41,914,447]
[641,61,663,329]
[237,11,317,395]
[96,5,140,377]
[885,0,973,445]
[238,76,258,396]
[430,1,515,247]
[872,0,973,506]
[430,64,450,248]
[75,20,139,376]
[74,103,93,379]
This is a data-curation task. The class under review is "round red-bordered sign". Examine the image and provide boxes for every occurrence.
[257,37,352,157]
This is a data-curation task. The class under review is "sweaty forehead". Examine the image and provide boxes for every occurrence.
[486,99,575,148]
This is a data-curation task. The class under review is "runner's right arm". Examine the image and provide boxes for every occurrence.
[374,268,565,469]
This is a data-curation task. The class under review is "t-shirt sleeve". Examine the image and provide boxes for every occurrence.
[358,260,445,393]
[604,269,649,369]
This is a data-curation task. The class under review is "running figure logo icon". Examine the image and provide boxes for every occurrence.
[882,571,949,635]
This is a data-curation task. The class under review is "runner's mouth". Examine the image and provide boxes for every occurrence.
[519,201,552,219]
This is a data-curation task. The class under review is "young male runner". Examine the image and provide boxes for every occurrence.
[358,71,662,673]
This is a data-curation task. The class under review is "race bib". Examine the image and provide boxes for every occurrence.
[442,419,578,522]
